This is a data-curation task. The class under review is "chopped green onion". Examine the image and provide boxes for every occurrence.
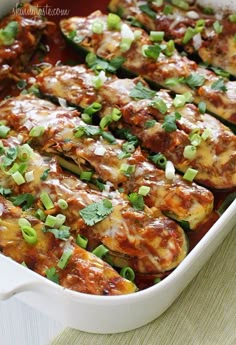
[183,145,197,160]
[80,171,93,181]
[17,144,33,161]
[18,218,31,228]
[57,199,68,210]
[55,214,66,227]
[128,192,144,210]
[21,226,38,245]
[99,115,112,130]
[164,39,175,57]
[76,234,88,249]
[122,142,135,153]
[92,70,107,89]
[101,131,116,144]
[201,128,212,141]
[35,208,46,221]
[171,0,189,10]
[182,27,197,44]
[107,13,121,30]
[165,160,175,180]
[153,0,163,6]
[57,247,73,269]
[29,126,45,137]
[111,108,122,121]
[120,266,135,282]
[46,267,59,284]
[198,101,206,114]
[213,21,223,34]
[81,113,92,124]
[0,186,11,197]
[92,20,104,34]
[173,94,188,108]
[150,97,168,114]
[12,171,25,185]
[92,244,109,258]
[195,19,205,32]
[150,31,164,42]
[190,133,202,146]
[183,168,198,182]
[229,14,236,23]
[84,102,102,115]
[25,170,34,183]
[0,125,10,138]
[45,215,58,228]
[120,163,136,176]
[138,186,150,196]
[40,192,54,210]
[120,38,133,52]
[149,153,167,169]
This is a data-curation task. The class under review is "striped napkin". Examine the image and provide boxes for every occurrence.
[51,224,236,345]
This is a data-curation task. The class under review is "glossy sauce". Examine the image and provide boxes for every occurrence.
[0,0,235,290]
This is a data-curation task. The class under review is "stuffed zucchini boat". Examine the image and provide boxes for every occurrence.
[109,0,236,78]
[60,11,236,125]
[0,135,189,274]
[36,64,236,190]
[0,94,214,230]
[0,195,138,295]
[0,3,47,90]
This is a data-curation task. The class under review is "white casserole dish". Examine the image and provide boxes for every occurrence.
[0,0,236,334]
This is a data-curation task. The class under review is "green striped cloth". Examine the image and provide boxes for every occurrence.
[51,225,236,345]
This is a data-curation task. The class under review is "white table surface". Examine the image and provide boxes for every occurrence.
[0,297,64,345]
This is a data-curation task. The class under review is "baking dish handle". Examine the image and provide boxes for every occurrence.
[0,281,40,301]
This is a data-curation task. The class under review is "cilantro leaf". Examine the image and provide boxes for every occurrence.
[10,193,35,210]
[46,267,59,284]
[144,119,157,128]
[85,53,125,73]
[162,112,181,133]
[2,147,17,167]
[130,82,157,99]
[143,44,162,59]
[211,78,228,92]
[47,228,70,240]
[185,73,206,88]
[0,21,18,46]
[79,199,113,226]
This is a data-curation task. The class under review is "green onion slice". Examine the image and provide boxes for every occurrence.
[92,244,109,258]
[21,225,38,245]
[120,266,135,282]
[76,234,88,249]
[57,247,73,269]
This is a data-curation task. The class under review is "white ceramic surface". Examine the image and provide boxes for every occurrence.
[0,0,236,335]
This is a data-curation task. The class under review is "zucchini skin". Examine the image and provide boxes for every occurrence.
[0,94,214,231]
[36,64,236,191]
[60,12,236,125]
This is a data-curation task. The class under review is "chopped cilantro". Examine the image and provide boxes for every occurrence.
[143,44,162,59]
[184,73,206,89]
[79,199,113,226]
[46,228,70,240]
[0,21,18,46]
[10,193,35,210]
[2,147,17,167]
[211,67,230,78]
[85,53,125,73]
[211,78,227,92]
[130,82,156,99]
[144,119,157,128]
[162,112,181,133]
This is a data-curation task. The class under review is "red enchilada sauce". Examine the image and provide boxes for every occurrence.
[0,0,235,290]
